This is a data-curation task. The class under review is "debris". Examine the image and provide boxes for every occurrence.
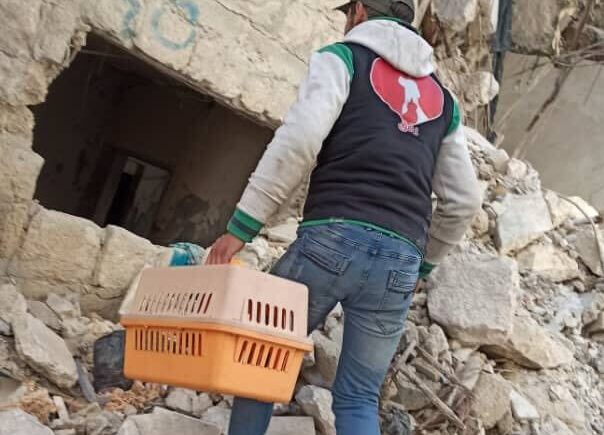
[516,243,580,282]
[432,0,480,31]
[427,253,517,346]
[295,385,336,435]
[118,407,221,435]
[27,300,62,332]
[200,406,231,434]
[165,388,198,415]
[494,193,554,253]
[0,409,53,435]
[510,390,540,421]
[0,283,27,332]
[471,373,512,429]
[573,226,604,276]
[46,293,80,321]
[266,416,315,435]
[13,313,78,389]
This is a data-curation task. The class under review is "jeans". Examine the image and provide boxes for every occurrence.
[228,223,421,435]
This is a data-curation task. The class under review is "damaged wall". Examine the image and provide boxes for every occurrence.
[497,53,604,210]
[0,0,340,314]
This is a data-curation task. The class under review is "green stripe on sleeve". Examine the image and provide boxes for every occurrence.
[227,209,264,243]
[446,99,461,136]
[419,261,436,279]
[319,43,354,80]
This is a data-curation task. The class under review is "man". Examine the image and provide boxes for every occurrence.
[207,1,481,434]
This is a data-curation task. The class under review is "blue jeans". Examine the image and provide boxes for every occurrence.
[228,223,421,435]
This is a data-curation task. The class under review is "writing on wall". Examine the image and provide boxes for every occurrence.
[122,0,200,50]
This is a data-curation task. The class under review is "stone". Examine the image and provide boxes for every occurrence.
[0,203,29,259]
[516,243,580,282]
[427,253,517,346]
[46,293,80,320]
[86,410,124,435]
[420,324,449,359]
[165,388,198,415]
[510,390,539,421]
[471,208,490,236]
[0,144,44,204]
[471,373,512,429]
[118,407,221,435]
[13,313,77,388]
[483,314,573,369]
[511,0,579,55]
[266,417,315,435]
[0,377,25,407]
[295,386,336,435]
[544,190,600,227]
[9,209,102,284]
[463,71,500,110]
[465,127,509,172]
[0,283,27,329]
[26,300,62,332]
[0,104,34,149]
[573,226,604,276]
[94,226,155,291]
[200,406,231,434]
[305,330,340,388]
[0,409,53,435]
[192,393,214,418]
[393,371,438,411]
[586,311,604,335]
[540,415,575,435]
[0,320,10,336]
[495,193,554,254]
[432,0,480,31]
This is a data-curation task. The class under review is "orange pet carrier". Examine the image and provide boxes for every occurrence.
[121,265,313,403]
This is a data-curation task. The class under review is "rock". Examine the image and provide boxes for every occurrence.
[266,417,315,435]
[295,386,336,435]
[510,390,539,421]
[46,293,80,320]
[192,393,213,418]
[463,71,500,110]
[471,373,512,429]
[9,210,102,284]
[0,377,25,407]
[94,226,155,291]
[432,0,479,31]
[573,226,604,276]
[586,311,604,335]
[393,371,438,411]
[540,415,575,435]
[0,409,53,435]
[86,410,124,435]
[0,283,27,330]
[427,253,517,346]
[0,320,10,336]
[26,300,62,332]
[13,313,77,388]
[420,324,449,360]
[544,191,600,227]
[495,193,554,254]
[118,407,221,435]
[465,127,509,172]
[304,330,340,388]
[165,388,198,415]
[516,244,580,282]
[483,314,573,369]
[471,208,490,236]
[200,406,231,434]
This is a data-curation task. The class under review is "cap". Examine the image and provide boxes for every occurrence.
[335,0,415,19]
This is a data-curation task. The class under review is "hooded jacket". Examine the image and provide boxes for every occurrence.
[228,18,481,268]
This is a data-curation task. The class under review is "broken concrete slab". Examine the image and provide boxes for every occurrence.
[544,190,600,227]
[516,243,580,282]
[483,315,573,369]
[200,406,231,434]
[0,409,53,435]
[13,313,77,389]
[0,283,27,329]
[94,226,155,291]
[118,407,221,435]
[295,385,336,435]
[266,417,315,435]
[510,390,539,421]
[572,226,604,276]
[27,300,62,332]
[471,373,512,429]
[428,253,517,346]
[165,388,198,415]
[495,193,554,254]
[9,209,102,284]
[432,0,480,32]
[46,293,80,320]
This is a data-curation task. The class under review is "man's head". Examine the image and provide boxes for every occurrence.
[337,0,416,33]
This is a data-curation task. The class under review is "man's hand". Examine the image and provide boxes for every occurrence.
[206,234,245,265]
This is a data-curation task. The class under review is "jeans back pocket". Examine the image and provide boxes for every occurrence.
[300,234,351,275]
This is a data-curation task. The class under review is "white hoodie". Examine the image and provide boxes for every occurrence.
[235,19,481,266]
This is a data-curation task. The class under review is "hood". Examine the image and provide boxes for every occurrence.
[344,19,435,77]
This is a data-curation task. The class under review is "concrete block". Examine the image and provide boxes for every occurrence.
[0,202,29,259]
[0,144,44,204]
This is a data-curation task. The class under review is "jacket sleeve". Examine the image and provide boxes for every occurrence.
[226,45,353,243]
[423,101,482,270]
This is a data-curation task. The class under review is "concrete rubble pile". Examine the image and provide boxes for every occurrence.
[1,1,604,435]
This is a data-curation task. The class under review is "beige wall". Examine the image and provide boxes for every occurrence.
[497,53,604,210]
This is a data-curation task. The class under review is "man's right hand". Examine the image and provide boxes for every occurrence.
[206,233,245,265]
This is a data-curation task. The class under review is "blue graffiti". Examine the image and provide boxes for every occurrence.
[122,0,141,38]
[121,0,199,50]
[151,0,200,50]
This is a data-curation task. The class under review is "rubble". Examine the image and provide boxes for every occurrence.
[0,409,53,435]
[0,283,27,332]
[13,314,78,389]
[427,253,517,346]
[516,243,580,282]
[118,407,220,435]
[572,226,604,276]
[510,390,540,421]
[432,0,480,32]
[266,416,315,435]
[471,373,512,429]
[295,386,336,435]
